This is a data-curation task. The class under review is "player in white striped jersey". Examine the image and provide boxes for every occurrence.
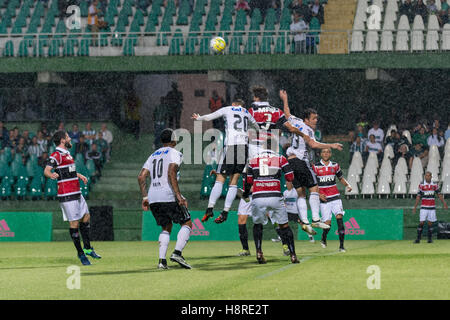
[279,90,343,233]
[192,100,259,224]
[138,129,193,270]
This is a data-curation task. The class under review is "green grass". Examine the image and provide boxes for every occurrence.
[1,240,450,300]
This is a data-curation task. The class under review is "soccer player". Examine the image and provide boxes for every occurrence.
[44,131,101,266]
[138,128,192,269]
[280,90,343,232]
[413,171,448,244]
[237,194,252,256]
[312,148,352,252]
[243,147,300,264]
[192,100,259,224]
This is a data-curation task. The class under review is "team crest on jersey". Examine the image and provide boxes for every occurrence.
[66,155,73,160]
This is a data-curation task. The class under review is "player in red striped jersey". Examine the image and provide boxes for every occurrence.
[44,131,101,265]
[312,148,352,252]
[243,147,300,264]
[413,171,448,243]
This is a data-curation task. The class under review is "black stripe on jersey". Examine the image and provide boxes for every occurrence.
[320,195,341,203]
[317,179,338,187]
[55,167,78,181]
[58,193,81,203]
[251,168,282,181]
[252,192,283,199]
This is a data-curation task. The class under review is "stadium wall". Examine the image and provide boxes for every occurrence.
[1,54,450,73]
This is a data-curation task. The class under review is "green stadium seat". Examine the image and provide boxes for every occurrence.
[234,10,248,31]
[184,36,198,55]
[228,36,242,54]
[259,36,273,54]
[18,40,29,57]
[30,178,43,200]
[0,179,12,199]
[199,33,212,55]
[63,39,77,56]
[176,0,191,25]
[249,9,262,31]
[33,39,46,57]
[14,177,28,199]
[200,163,217,198]
[79,179,90,198]
[48,39,60,57]
[219,10,233,32]
[264,9,277,35]
[123,38,136,56]
[244,35,258,54]
[2,40,14,57]
[111,22,126,46]
[2,147,12,163]
[44,178,58,199]
[80,0,89,17]
[275,34,287,54]
[168,29,183,55]
[77,39,90,56]
[280,8,292,31]
[85,159,96,178]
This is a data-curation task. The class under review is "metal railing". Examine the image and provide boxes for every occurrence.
[0,28,449,57]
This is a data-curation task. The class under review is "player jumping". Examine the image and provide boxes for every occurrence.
[44,131,101,266]
[312,148,352,252]
[413,171,448,244]
[192,100,259,224]
[280,90,343,232]
[138,128,193,269]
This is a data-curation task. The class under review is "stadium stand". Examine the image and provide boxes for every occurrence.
[351,0,450,53]
[0,0,328,57]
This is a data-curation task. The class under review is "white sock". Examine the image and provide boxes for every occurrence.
[224,185,237,211]
[175,225,191,253]
[158,231,170,260]
[296,197,309,224]
[309,192,320,222]
[208,181,224,208]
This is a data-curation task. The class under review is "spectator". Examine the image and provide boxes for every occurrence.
[439,4,449,26]
[309,0,324,25]
[69,124,81,144]
[209,90,225,131]
[271,0,281,23]
[438,130,446,157]
[15,137,28,160]
[88,0,108,45]
[432,118,440,130]
[399,0,415,23]
[427,127,445,149]
[396,143,411,168]
[0,121,9,148]
[427,0,438,15]
[365,134,383,162]
[166,82,183,129]
[235,0,251,13]
[38,152,49,169]
[8,129,19,149]
[350,136,365,164]
[86,143,102,179]
[36,131,48,152]
[99,123,113,161]
[409,143,429,168]
[28,136,44,159]
[356,113,369,135]
[83,122,96,146]
[39,122,51,139]
[58,0,67,19]
[445,123,450,140]
[414,0,429,23]
[22,130,31,146]
[385,130,399,148]
[412,126,429,147]
[289,0,311,23]
[367,121,384,146]
[290,11,309,54]
[76,135,90,156]
[153,97,170,150]
[94,131,108,162]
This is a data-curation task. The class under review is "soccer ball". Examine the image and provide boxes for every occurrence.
[210,36,227,54]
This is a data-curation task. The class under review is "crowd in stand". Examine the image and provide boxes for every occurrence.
[350,116,449,171]
[0,121,113,180]
[399,0,450,26]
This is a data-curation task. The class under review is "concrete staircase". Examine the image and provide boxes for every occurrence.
[319,0,357,54]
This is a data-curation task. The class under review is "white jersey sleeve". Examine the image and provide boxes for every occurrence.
[286,115,315,161]
[144,147,183,204]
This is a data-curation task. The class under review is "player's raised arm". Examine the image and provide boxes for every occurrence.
[279,89,291,119]
[138,168,150,210]
[307,137,343,151]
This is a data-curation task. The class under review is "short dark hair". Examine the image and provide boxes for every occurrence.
[233,99,245,107]
[53,130,67,146]
[161,128,175,144]
[252,85,268,101]
[302,108,318,121]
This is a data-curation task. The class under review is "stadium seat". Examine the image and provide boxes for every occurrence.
[351,151,364,169]
[176,0,191,25]
[442,24,450,51]
[384,144,395,159]
[274,34,287,54]
[199,33,212,54]
[377,178,391,197]
[44,178,58,199]
[395,15,410,52]
[244,35,258,54]
[345,177,359,197]
[3,40,14,57]
[426,15,440,51]
[361,178,375,198]
[18,40,29,57]
[259,36,273,54]
[200,163,217,198]
[380,31,394,51]
[347,166,361,183]
[228,36,242,54]
[393,180,407,198]
[411,15,425,51]
[429,145,441,162]
[279,8,292,30]
[395,157,408,176]
[367,151,379,169]
[350,31,364,52]
[30,177,43,200]
[0,179,12,200]
[184,36,198,55]
[442,176,450,195]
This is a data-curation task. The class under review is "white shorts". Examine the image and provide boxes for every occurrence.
[320,199,345,222]
[251,197,288,225]
[419,209,437,222]
[60,195,89,222]
[237,197,252,216]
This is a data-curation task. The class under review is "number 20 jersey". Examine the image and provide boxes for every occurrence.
[142,147,183,204]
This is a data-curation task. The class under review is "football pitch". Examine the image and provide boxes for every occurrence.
[1,240,449,300]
